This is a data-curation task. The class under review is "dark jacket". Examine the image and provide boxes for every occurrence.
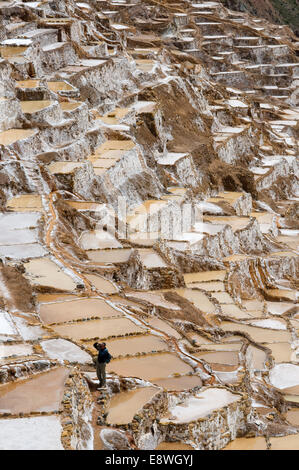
[97,347,111,364]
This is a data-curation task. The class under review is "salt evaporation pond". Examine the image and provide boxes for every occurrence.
[40,339,91,364]
[161,388,242,423]
[106,386,160,425]
[0,415,64,450]
[104,334,168,357]
[24,258,77,290]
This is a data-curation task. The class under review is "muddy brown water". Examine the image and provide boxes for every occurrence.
[0,367,69,414]
[184,270,226,284]
[24,258,77,291]
[211,292,235,303]
[37,293,81,303]
[154,375,202,391]
[39,298,122,324]
[102,334,168,357]
[20,100,53,113]
[52,317,146,341]
[87,249,133,264]
[85,274,118,293]
[107,353,193,381]
[220,304,253,319]
[194,351,239,365]
[222,437,267,450]
[269,434,299,450]
[60,102,82,111]
[172,289,216,313]
[16,79,40,89]
[106,386,159,425]
[0,46,27,57]
[284,409,299,426]
[47,81,75,92]
[0,129,36,145]
[6,195,42,212]
[220,321,291,343]
[127,291,180,310]
[265,342,292,362]
[145,317,182,339]
[156,442,194,450]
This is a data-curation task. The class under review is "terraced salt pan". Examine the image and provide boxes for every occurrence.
[48,162,84,174]
[186,281,225,291]
[52,317,146,341]
[37,293,80,303]
[6,195,42,212]
[183,271,227,283]
[284,409,299,427]
[266,343,292,363]
[204,216,250,231]
[126,291,180,310]
[269,434,299,450]
[266,289,297,302]
[0,415,63,450]
[24,258,77,291]
[220,304,253,319]
[195,351,240,366]
[47,81,76,92]
[0,244,47,259]
[138,249,168,268]
[79,230,122,250]
[20,100,54,113]
[0,227,39,245]
[223,437,267,450]
[155,375,202,391]
[16,79,40,89]
[108,352,193,381]
[249,319,287,330]
[0,129,37,145]
[145,317,182,339]
[220,322,291,343]
[0,212,40,230]
[266,302,295,315]
[199,342,243,352]
[173,289,216,313]
[0,312,17,336]
[156,442,194,450]
[0,367,69,414]
[103,334,168,357]
[107,386,159,425]
[85,274,118,293]
[65,201,109,212]
[161,388,242,423]
[0,343,34,360]
[269,364,299,390]
[87,249,133,264]
[40,339,91,363]
[39,298,121,323]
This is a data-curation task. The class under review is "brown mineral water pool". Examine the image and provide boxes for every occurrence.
[107,352,193,381]
[185,281,225,291]
[87,249,133,264]
[145,317,182,339]
[102,334,168,357]
[194,351,239,365]
[183,271,227,283]
[80,230,122,250]
[246,345,267,370]
[265,342,292,363]
[220,304,253,319]
[198,342,243,352]
[173,289,216,314]
[6,194,42,212]
[0,46,28,58]
[20,100,54,114]
[24,258,77,291]
[106,386,159,425]
[154,375,202,391]
[0,367,69,414]
[0,129,36,145]
[60,102,82,111]
[156,442,194,450]
[266,289,297,302]
[52,317,146,341]
[16,80,40,89]
[284,409,299,426]
[47,81,75,92]
[137,249,168,269]
[39,298,122,324]
[211,292,235,303]
[220,322,291,343]
[269,434,299,450]
[85,274,118,293]
[37,293,81,303]
[222,437,267,450]
[127,291,180,310]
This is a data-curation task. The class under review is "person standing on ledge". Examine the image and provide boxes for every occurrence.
[93,342,112,390]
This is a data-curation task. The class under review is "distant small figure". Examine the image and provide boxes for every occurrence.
[93,342,112,390]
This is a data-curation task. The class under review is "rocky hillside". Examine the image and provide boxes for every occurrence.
[0,0,298,451]
[220,0,299,36]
